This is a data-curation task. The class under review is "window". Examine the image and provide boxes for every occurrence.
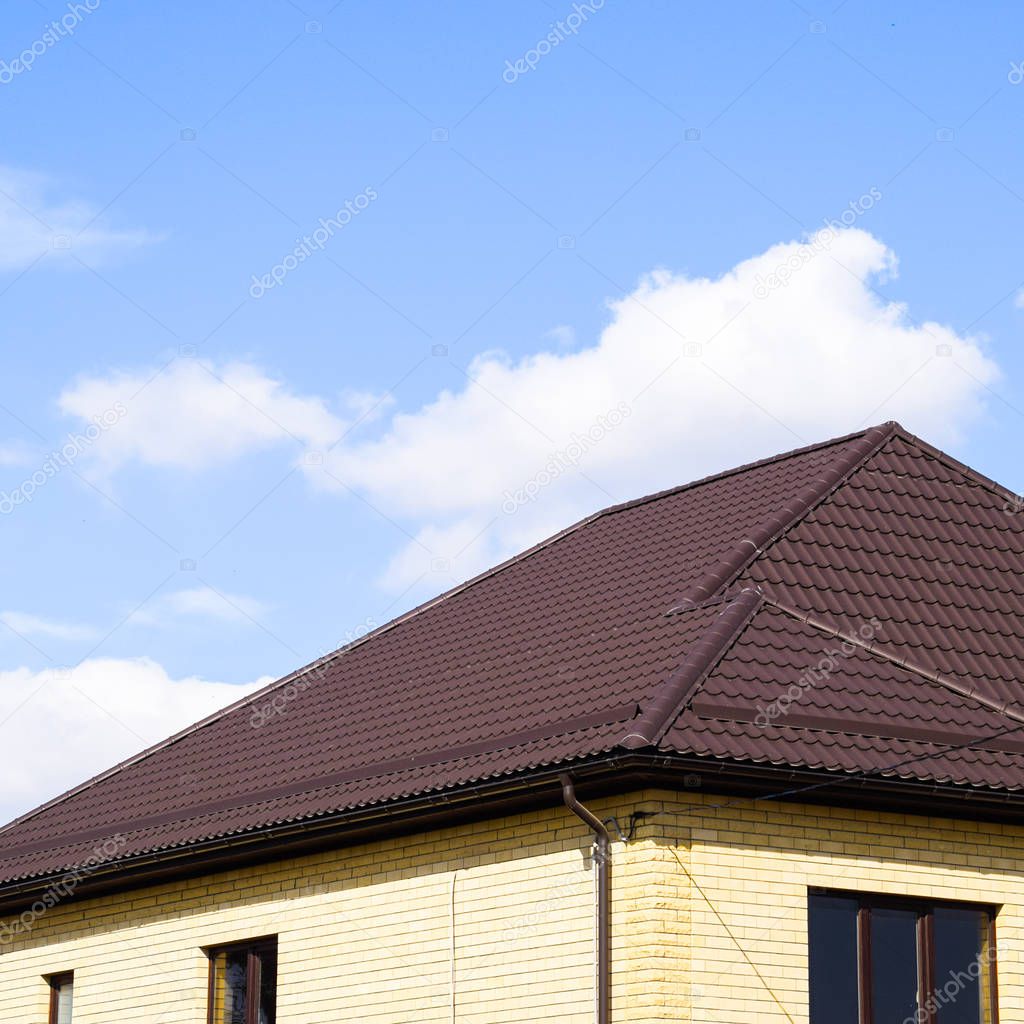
[47,973,73,1024]
[207,937,277,1024]
[808,891,998,1024]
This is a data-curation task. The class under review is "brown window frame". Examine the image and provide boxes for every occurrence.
[206,935,277,1024]
[46,972,73,1024]
[810,889,999,1024]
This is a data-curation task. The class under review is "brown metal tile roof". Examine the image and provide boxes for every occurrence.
[3,421,1024,887]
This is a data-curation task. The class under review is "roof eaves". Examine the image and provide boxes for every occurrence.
[7,741,1024,912]
[0,703,639,863]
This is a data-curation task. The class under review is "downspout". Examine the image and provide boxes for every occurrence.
[560,773,610,1024]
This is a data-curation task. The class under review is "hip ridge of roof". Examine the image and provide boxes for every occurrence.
[669,421,899,610]
[621,586,765,751]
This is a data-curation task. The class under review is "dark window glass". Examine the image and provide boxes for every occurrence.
[257,944,277,1024]
[808,893,998,1024]
[871,907,920,1024]
[808,894,859,1024]
[209,939,277,1024]
[934,907,989,1024]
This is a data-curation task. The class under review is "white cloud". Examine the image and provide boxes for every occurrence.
[58,358,344,476]
[0,658,269,826]
[311,229,998,593]
[126,586,270,629]
[0,588,268,649]
[0,166,153,272]
[545,324,577,348]
[339,388,396,427]
[48,230,1002,599]
[0,441,33,467]
[1015,289,1024,310]
[0,611,95,643]
[162,586,268,624]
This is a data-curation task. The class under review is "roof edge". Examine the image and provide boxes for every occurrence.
[6,752,1024,917]
[0,704,639,863]
[888,424,1022,505]
[0,423,896,838]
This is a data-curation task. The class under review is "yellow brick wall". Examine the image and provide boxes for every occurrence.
[0,798,626,1024]
[2,789,1024,1023]
[622,790,1024,1023]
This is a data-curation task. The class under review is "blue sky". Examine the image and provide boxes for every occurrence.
[1,0,1023,821]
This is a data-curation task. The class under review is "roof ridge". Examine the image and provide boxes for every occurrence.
[620,587,764,750]
[1,424,892,837]
[593,422,890,518]
[670,422,899,609]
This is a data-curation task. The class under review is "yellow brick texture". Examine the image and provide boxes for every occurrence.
[0,800,615,1024]
[632,790,1024,1024]
[1,789,1022,1023]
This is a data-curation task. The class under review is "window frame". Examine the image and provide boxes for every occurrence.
[205,935,278,1024]
[809,889,999,1024]
[46,972,73,1024]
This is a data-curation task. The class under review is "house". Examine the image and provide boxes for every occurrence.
[1,419,1023,1023]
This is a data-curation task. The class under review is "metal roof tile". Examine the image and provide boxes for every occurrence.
[4,422,1024,887]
